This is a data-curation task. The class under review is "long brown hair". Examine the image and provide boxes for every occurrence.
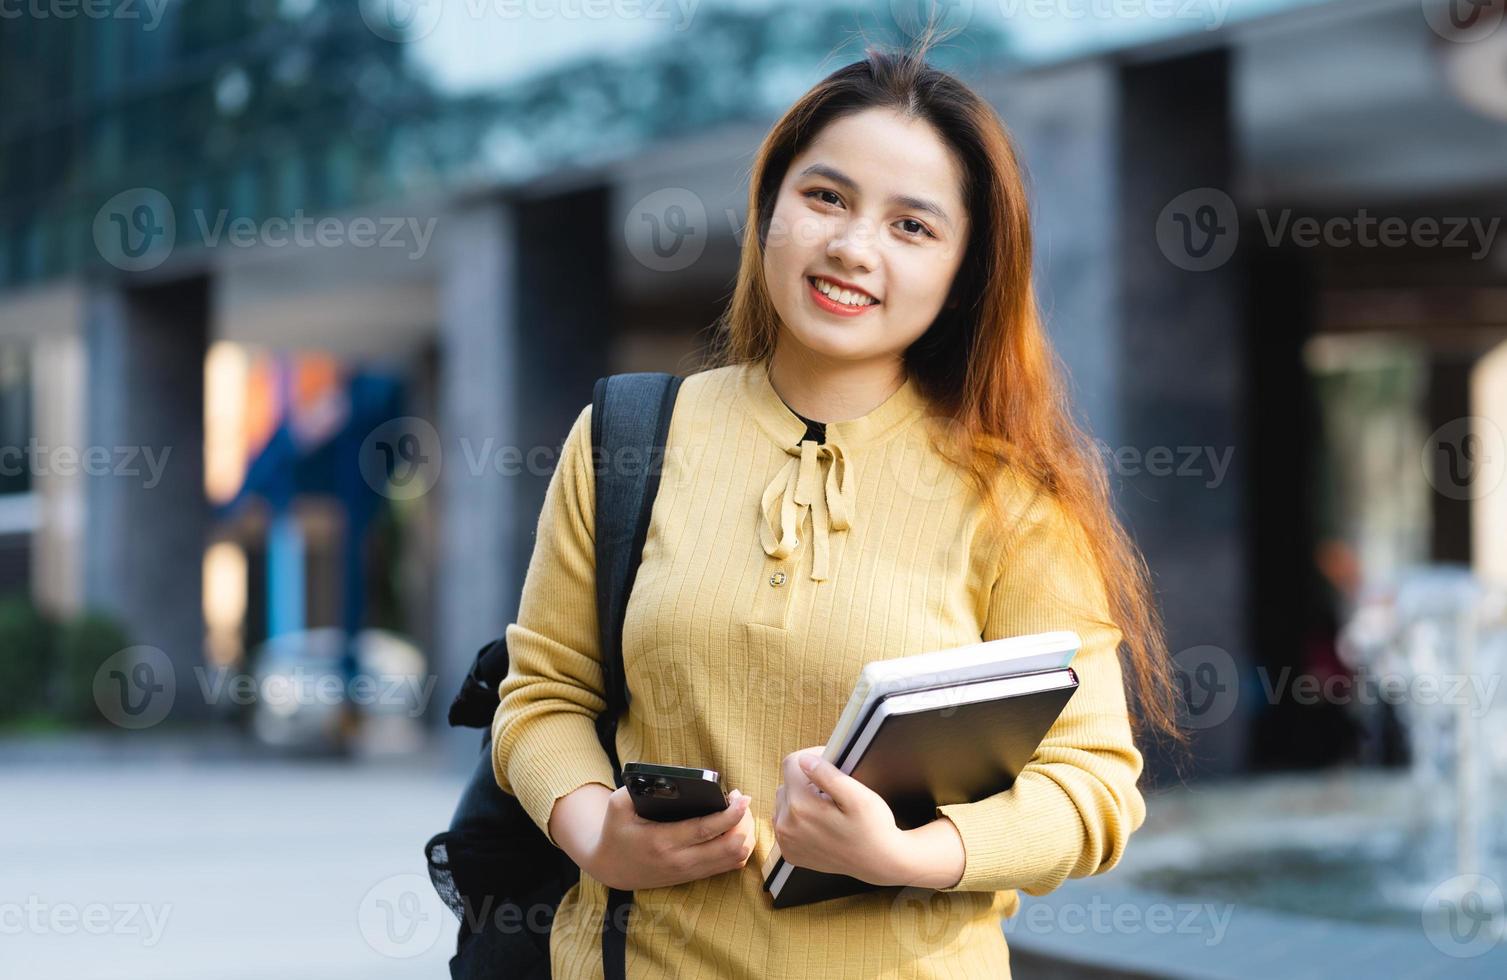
[699,30,1185,752]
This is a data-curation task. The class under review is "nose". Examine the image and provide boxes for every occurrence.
[825,215,879,273]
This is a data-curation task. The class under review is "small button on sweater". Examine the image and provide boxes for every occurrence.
[493,358,1147,979]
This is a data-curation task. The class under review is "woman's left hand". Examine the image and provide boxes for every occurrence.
[772,746,913,887]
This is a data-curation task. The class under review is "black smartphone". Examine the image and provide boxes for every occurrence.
[623,762,728,822]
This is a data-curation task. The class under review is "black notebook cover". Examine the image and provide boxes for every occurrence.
[764,667,1079,908]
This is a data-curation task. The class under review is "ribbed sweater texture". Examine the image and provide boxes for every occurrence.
[493,359,1146,978]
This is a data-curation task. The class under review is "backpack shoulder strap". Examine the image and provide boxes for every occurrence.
[591,371,681,980]
[589,371,682,773]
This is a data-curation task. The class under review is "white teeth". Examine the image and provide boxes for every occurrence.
[811,277,875,307]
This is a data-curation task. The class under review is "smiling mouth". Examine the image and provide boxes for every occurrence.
[806,275,880,310]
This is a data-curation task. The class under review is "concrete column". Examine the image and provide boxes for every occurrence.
[435,199,518,761]
[83,276,209,722]
[1427,355,1475,564]
[987,61,1124,451]
[434,189,614,765]
[1000,51,1250,778]
[1116,51,1249,778]
[512,187,617,535]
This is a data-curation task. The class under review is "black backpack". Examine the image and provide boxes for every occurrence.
[425,372,683,980]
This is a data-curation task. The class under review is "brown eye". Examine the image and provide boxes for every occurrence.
[897,218,934,239]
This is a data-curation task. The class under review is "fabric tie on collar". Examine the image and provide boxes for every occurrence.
[758,437,853,582]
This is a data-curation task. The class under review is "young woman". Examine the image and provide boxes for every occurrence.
[493,36,1183,979]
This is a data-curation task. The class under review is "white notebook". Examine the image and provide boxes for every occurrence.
[758,629,1082,888]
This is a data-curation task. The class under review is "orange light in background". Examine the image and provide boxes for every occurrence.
[243,355,278,459]
[206,345,348,506]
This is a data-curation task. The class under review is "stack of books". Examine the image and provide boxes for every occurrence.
[761,630,1082,908]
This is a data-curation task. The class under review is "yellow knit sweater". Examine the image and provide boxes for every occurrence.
[493,359,1146,979]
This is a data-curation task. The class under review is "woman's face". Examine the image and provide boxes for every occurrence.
[762,106,970,365]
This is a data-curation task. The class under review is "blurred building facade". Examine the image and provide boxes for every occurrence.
[1,0,1505,771]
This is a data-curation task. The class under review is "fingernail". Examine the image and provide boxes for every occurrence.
[729,789,743,802]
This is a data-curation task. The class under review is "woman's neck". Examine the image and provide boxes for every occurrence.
[766,348,907,425]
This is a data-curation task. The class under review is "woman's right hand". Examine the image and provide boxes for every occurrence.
[549,783,756,891]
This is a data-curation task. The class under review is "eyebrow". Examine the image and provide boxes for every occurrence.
[796,163,955,231]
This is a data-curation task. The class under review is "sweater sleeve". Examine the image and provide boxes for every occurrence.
[491,402,618,845]
[933,487,1147,895]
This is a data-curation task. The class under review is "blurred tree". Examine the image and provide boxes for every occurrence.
[0,0,484,286]
[0,0,1013,289]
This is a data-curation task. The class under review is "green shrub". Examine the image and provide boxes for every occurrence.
[0,595,58,721]
[54,611,133,724]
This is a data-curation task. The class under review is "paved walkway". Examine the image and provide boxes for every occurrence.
[5,735,471,979]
